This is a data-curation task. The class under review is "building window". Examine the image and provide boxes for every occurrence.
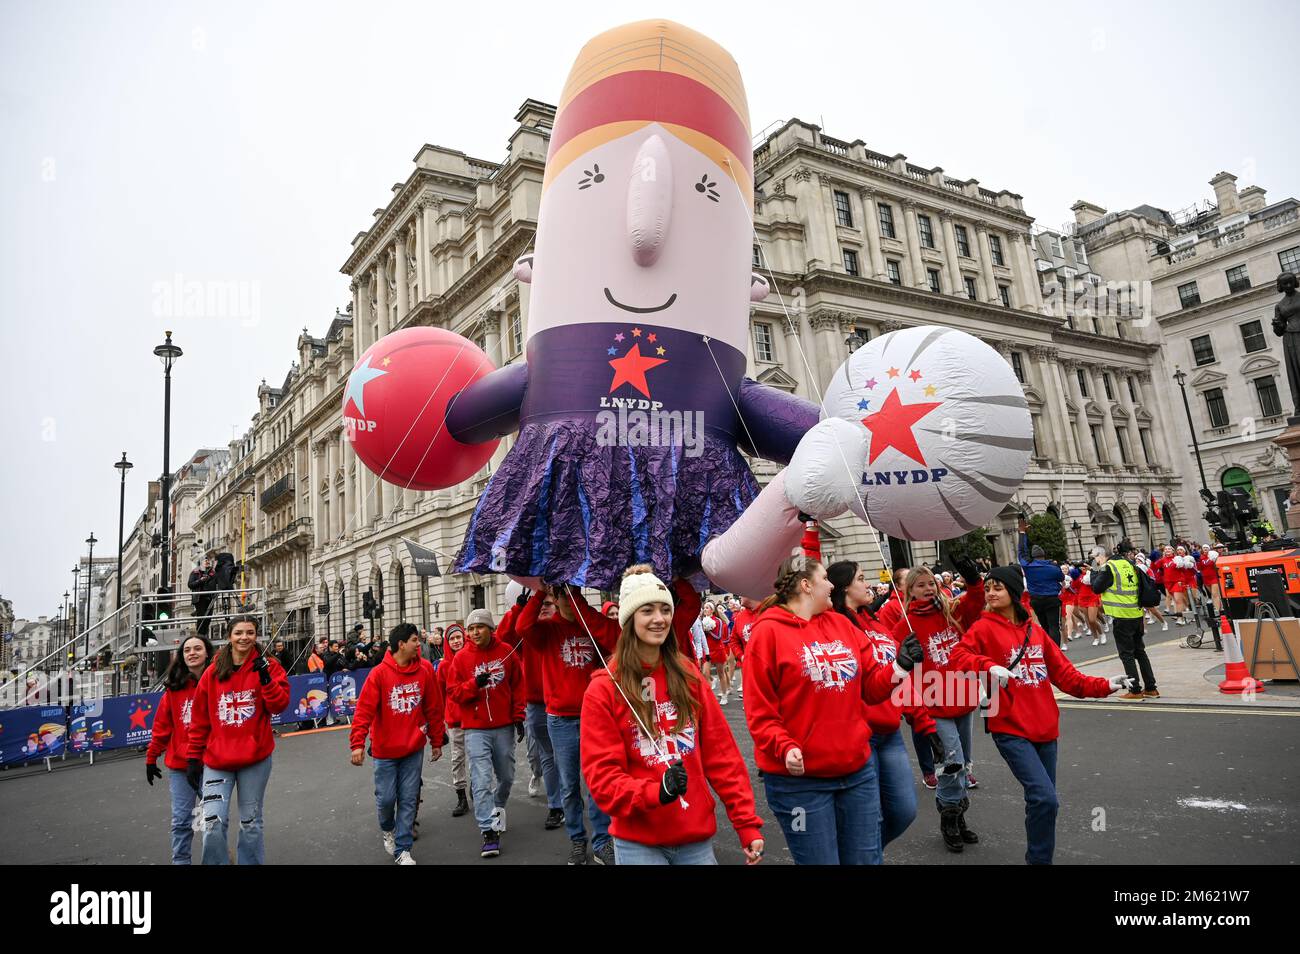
[833,190,853,227]
[1279,246,1300,276]
[1255,376,1283,417]
[887,260,902,285]
[1031,414,1043,458]
[955,224,971,257]
[1191,334,1216,366]
[1204,388,1229,429]
[998,285,1011,307]
[509,311,523,357]
[963,276,977,300]
[989,234,1005,266]
[1077,369,1089,397]
[917,214,935,249]
[843,249,860,276]
[878,203,896,239]
[1225,264,1251,294]
[1090,424,1106,463]
[1139,428,1154,465]
[926,268,941,293]
[1177,281,1201,309]
[753,322,774,363]
[1074,240,1088,265]
[1127,376,1138,403]
[1116,426,1132,464]
[752,244,761,268]
[1010,352,1025,383]
[1102,372,1114,401]
[1240,319,1267,354]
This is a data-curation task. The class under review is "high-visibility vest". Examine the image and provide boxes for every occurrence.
[1100,559,1144,619]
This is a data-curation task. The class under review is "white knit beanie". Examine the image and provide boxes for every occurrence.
[618,570,675,628]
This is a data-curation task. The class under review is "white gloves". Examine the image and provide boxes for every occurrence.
[1109,675,1137,692]
[989,665,1014,688]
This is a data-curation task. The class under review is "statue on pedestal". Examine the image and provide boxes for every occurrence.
[1273,272,1300,422]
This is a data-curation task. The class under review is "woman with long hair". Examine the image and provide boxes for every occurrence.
[437,622,470,818]
[951,567,1130,864]
[186,616,290,865]
[744,555,921,865]
[891,562,985,852]
[827,560,942,849]
[145,632,213,864]
[581,565,763,865]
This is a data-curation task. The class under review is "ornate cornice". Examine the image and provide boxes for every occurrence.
[808,309,847,332]
[792,167,813,183]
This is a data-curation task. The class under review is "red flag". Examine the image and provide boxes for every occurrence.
[1151,495,1162,520]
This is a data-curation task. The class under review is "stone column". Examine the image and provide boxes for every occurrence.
[808,310,843,397]
[1011,231,1044,313]
[1062,360,1099,468]
[311,443,323,548]
[394,237,409,324]
[818,177,843,270]
[975,225,999,303]
[902,200,927,288]
[859,189,887,280]
[376,255,391,337]
[326,440,339,541]
[793,168,833,270]
[940,212,964,297]
[1030,346,1070,463]
[483,308,503,365]
[782,316,808,398]
[414,208,428,302]
[349,280,364,353]
[1087,366,1125,467]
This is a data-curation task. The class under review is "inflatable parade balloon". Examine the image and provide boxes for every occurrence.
[793,326,1033,541]
[343,327,499,491]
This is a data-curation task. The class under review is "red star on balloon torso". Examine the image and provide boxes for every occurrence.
[608,344,668,398]
[861,388,944,465]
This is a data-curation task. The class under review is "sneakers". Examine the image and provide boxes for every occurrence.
[593,841,616,866]
[1118,691,1145,701]
[395,850,416,865]
[938,803,964,853]
[964,764,979,789]
[719,692,729,706]
[1100,633,1107,645]
[382,830,396,856]
[528,774,542,798]
[481,831,501,858]
[1091,636,1100,647]
[567,840,589,865]
[1144,614,1153,623]
[1142,688,1161,698]
[545,808,564,830]
[1061,640,1069,652]
[452,788,469,817]
[711,676,719,691]
[1161,621,1169,632]
[922,771,938,790]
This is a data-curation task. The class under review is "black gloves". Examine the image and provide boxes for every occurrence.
[896,634,924,671]
[516,588,531,608]
[953,557,981,586]
[475,671,492,688]
[252,654,271,686]
[515,722,525,743]
[868,590,891,614]
[659,760,688,804]
[145,762,163,786]
[186,758,203,791]
[927,733,945,765]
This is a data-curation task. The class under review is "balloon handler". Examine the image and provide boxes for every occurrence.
[342,20,1034,599]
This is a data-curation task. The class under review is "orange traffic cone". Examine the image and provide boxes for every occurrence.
[1218,615,1266,695]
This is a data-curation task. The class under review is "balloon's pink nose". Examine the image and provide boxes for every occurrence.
[627,134,673,267]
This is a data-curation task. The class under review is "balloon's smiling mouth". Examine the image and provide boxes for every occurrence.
[604,288,677,314]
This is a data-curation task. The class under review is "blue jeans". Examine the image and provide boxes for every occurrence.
[525,702,561,810]
[199,756,273,865]
[167,768,199,865]
[911,726,935,776]
[547,713,610,850]
[933,714,973,807]
[465,726,516,833]
[993,734,1059,865]
[870,730,917,847]
[762,759,882,865]
[374,749,423,857]
[613,837,718,865]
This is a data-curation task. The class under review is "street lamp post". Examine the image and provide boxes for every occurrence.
[83,533,97,662]
[1172,366,1210,498]
[61,591,69,642]
[71,565,80,636]
[154,332,183,600]
[1071,520,1084,563]
[114,452,133,610]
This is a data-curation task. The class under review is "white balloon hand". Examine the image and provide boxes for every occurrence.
[785,418,869,521]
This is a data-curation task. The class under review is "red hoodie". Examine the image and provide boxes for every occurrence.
[581,660,763,849]
[349,651,445,759]
[950,611,1112,742]
[729,607,759,660]
[891,582,984,720]
[876,594,903,633]
[743,605,902,777]
[146,675,201,771]
[445,635,525,729]
[188,649,291,771]
[436,637,461,730]
[496,603,545,706]
[849,608,937,738]
[516,590,621,717]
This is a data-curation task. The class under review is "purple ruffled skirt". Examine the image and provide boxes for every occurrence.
[454,420,759,591]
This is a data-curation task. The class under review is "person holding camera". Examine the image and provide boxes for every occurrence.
[187,559,217,636]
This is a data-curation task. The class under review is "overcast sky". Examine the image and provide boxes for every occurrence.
[2,0,1297,619]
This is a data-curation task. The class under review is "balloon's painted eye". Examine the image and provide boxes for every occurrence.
[578,164,605,189]
[695,174,720,202]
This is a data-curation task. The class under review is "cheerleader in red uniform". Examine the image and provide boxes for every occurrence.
[1059,567,1077,643]
[1071,563,1104,645]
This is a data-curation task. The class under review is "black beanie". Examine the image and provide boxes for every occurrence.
[987,565,1026,603]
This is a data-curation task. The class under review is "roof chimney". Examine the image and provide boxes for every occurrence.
[1210,172,1240,215]
[1071,200,1106,227]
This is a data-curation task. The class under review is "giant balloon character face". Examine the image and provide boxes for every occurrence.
[792,326,1033,540]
